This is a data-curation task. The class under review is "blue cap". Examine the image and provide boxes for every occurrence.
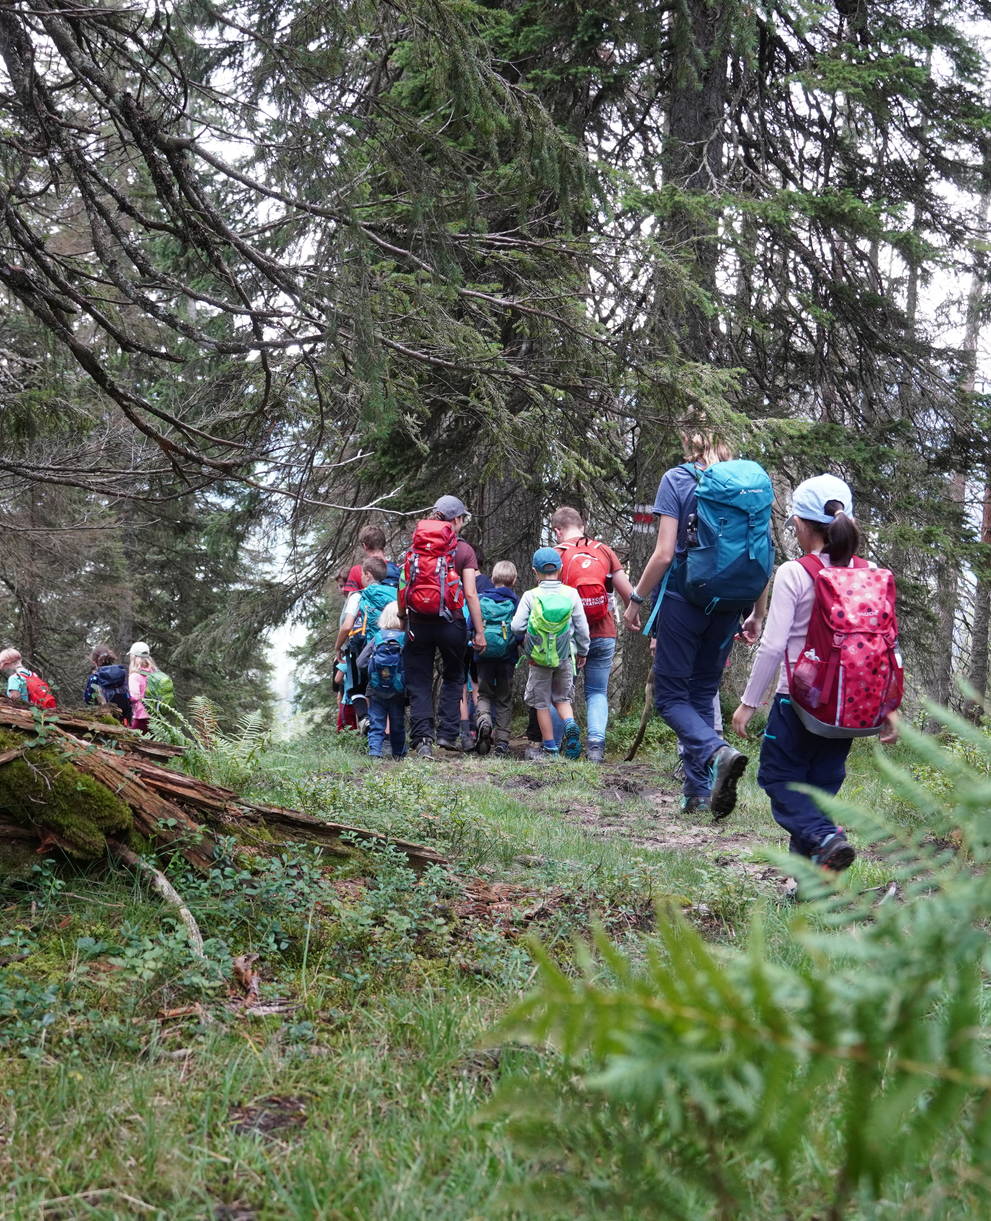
[791,474,854,525]
[532,546,563,574]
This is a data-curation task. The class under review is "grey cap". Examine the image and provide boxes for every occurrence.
[433,495,469,521]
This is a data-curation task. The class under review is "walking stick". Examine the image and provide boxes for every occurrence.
[624,668,654,762]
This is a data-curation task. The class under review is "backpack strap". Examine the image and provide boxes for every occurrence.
[641,564,673,637]
[796,553,825,580]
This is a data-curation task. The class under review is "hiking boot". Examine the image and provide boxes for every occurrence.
[358,717,370,737]
[525,744,558,763]
[681,794,711,815]
[351,694,368,721]
[585,740,605,764]
[561,719,583,761]
[475,715,493,756]
[415,740,434,760]
[437,737,462,753]
[812,829,856,872]
[707,745,748,821]
[493,741,509,757]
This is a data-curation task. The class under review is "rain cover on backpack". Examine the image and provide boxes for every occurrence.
[398,521,465,620]
[678,460,774,614]
[786,555,904,738]
[524,590,573,668]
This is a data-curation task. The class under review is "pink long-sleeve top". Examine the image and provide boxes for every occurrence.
[741,551,874,708]
[128,670,148,721]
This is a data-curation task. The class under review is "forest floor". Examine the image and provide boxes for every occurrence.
[0,712,910,1220]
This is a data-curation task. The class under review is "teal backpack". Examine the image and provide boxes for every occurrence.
[646,460,773,631]
[480,595,516,660]
[353,583,396,644]
[525,589,574,668]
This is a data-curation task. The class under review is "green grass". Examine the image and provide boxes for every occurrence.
[0,718,940,1219]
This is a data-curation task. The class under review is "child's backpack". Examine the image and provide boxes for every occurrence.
[557,538,613,626]
[93,664,132,718]
[352,583,396,646]
[525,590,574,669]
[18,668,56,710]
[677,460,775,614]
[367,630,405,696]
[787,555,904,737]
[144,669,175,708]
[384,560,401,588]
[480,595,516,660]
[398,520,465,619]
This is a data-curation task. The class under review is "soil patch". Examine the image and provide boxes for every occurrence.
[228,1095,309,1138]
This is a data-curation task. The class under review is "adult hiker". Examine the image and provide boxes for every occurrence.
[551,506,634,763]
[731,474,901,871]
[398,495,486,758]
[624,430,773,819]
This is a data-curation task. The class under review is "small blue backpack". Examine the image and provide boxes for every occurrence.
[479,595,516,660]
[675,459,774,614]
[368,629,406,696]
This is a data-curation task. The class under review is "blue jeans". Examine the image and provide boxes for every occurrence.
[652,594,738,800]
[368,693,407,758]
[757,695,852,856]
[549,635,616,745]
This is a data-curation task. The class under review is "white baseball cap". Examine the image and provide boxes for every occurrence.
[127,641,151,656]
[791,475,854,525]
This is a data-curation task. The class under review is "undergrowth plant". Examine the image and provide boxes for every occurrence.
[150,695,269,789]
[497,706,991,1220]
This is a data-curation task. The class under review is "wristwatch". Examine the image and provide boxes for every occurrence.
[629,591,645,605]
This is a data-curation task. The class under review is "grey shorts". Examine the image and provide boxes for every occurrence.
[524,659,574,709]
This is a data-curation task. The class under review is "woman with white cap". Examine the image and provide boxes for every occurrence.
[731,475,897,872]
[127,641,154,733]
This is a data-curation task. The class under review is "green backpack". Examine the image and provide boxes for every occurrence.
[525,589,574,669]
[144,668,175,708]
[480,595,516,660]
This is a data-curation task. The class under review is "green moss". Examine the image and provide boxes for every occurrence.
[0,732,132,861]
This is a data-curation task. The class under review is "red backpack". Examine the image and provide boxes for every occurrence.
[786,555,903,737]
[556,538,612,626]
[398,520,465,619]
[18,668,57,710]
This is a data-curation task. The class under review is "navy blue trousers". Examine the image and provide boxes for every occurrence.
[757,695,852,857]
[653,594,738,799]
[403,612,467,746]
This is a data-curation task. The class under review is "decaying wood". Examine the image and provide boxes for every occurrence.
[107,840,206,957]
[0,706,445,873]
[625,669,655,762]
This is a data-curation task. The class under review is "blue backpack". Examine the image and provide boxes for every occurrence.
[675,459,774,614]
[368,629,405,696]
[480,595,516,660]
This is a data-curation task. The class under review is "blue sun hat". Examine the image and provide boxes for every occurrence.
[791,475,854,524]
[532,546,563,574]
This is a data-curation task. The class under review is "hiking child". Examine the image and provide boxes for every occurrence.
[511,547,589,761]
[399,495,487,758]
[624,430,772,819]
[731,475,900,871]
[552,506,634,763]
[126,641,155,733]
[356,600,407,760]
[83,645,132,722]
[345,524,401,590]
[0,648,56,709]
[475,560,521,757]
[335,555,394,725]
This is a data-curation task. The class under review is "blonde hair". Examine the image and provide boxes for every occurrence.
[0,648,22,671]
[130,654,155,674]
[680,426,731,466]
[491,560,518,587]
[378,601,402,631]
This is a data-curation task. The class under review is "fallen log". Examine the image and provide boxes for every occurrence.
[0,705,444,873]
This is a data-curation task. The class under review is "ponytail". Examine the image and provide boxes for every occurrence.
[821,500,860,567]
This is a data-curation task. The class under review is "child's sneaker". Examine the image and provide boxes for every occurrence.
[585,741,605,764]
[680,794,710,815]
[561,719,582,761]
[811,829,856,872]
[493,741,509,757]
